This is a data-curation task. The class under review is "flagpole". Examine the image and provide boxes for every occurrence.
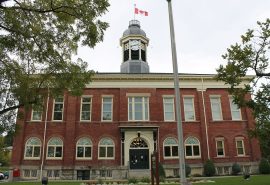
[166,0,189,185]
[134,4,136,20]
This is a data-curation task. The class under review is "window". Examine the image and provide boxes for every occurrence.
[47,137,63,159]
[47,170,60,178]
[98,138,114,159]
[24,137,41,159]
[102,97,113,121]
[173,169,179,177]
[53,97,64,121]
[31,108,42,121]
[235,138,245,156]
[76,137,92,159]
[163,97,175,121]
[128,97,149,121]
[229,97,242,120]
[100,170,112,178]
[163,137,178,158]
[215,138,225,157]
[185,137,201,158]
[183,97,195,121]
[23,169,38,178]
[210,96,223,120]
[81,96,92,121]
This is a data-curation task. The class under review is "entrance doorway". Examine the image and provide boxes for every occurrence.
[129,137,149,169]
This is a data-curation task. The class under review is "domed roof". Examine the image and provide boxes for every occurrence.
[123,20,146,37]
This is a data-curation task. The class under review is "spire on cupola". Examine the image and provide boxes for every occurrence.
[120,20,150,73]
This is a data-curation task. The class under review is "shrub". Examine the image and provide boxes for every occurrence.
[203,159,216,177]
[97,179,103,185]
[192,173,202,177]
[158,163,166,182]
[128,177,138,184]
[231,163,241,175]
[185,164,191,177]
[259,158,270,174]
[140,177,150,183]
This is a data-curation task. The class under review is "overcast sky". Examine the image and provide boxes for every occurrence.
[76,0,270,74]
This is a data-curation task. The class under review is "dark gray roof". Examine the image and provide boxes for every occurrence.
[123,20,146,37]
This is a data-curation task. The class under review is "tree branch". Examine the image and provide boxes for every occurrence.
[6,2,78,17]
[253,33,270,77]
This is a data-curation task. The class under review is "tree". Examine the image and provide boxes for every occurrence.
[0,0,110,134]
[216,19,270,159]
[0,136,10,166]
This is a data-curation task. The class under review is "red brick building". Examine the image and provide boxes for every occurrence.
[12,20,261,180]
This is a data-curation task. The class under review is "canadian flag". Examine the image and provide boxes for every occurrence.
[134,7,148,16]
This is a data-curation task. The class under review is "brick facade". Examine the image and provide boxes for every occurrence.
[11,74,261,180]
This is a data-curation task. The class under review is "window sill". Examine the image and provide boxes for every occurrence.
[185,156,201,159]
[235,155,249,158]
[46,158,63,160]
[98,158,115,160]
[128,120,150,122]
[183,120,200,123]
[29,120,42,122]
[24,158,40,160]
[76,158,92,160]
[164,157,179,160]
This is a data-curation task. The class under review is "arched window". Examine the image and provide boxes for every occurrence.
[76,137,92,159]
[24,137,41,159]
[163,137,178,158]
[47,137,63,159]
[98,138,114,159]
[185,137,201,158]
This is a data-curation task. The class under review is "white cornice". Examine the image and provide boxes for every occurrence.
[86,73,254,90]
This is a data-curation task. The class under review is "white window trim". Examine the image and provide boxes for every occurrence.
[23,169,38,179]
[163,138,178,159]
[235,137,245,156]
[46,138,63,160]
[80,96,92,122]
[24,138,42,160]
[215,138,225,157]
[76,138,92,160]
[183,96,196,121]
[47,170,60,179]
[52,96,64,121]
[163,97,175,122]
[210,95,223,121]
[98,138,115,160]
[101,96,113,122]
[99,169,113,179]
[229,96,242,120]
[31,108,42,121]
[128,96,149,121]
[185,137,201,159]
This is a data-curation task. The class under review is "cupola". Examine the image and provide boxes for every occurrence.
[120,20,150,73]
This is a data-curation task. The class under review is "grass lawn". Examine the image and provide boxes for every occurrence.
[0,181,81,185]
[0,175,270,185]
[189,175,270,185]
